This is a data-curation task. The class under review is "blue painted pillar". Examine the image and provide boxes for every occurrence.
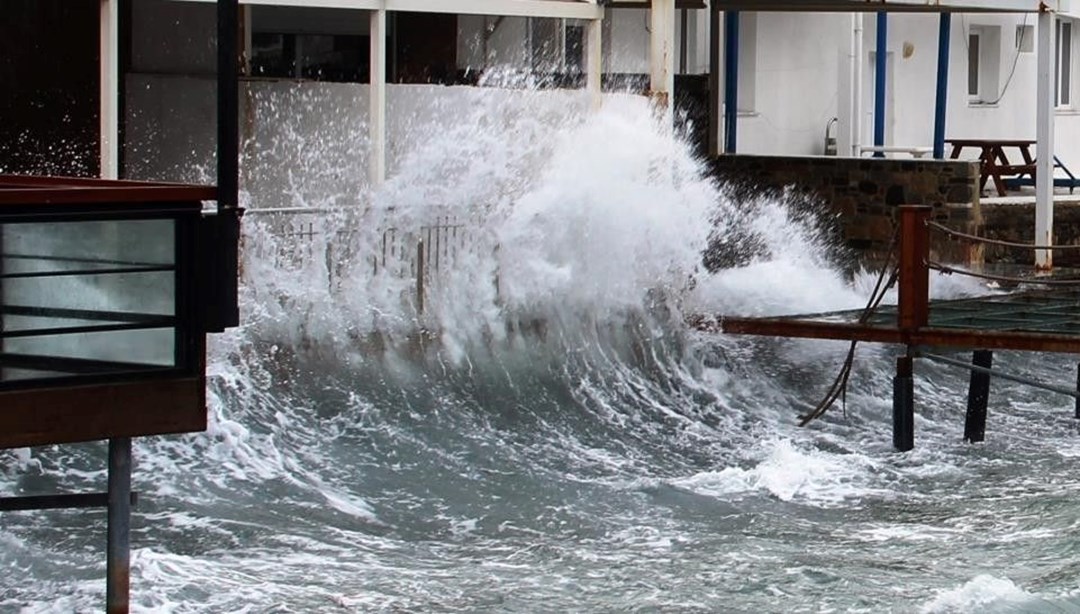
[933,14,952,159]
[724,11,739,154]
[874,11,888,157]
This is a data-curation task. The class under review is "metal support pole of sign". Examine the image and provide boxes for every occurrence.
[106,437,132,613]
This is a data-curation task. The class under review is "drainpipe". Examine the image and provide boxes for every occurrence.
[874,11,887,157]
[852,12,863,156]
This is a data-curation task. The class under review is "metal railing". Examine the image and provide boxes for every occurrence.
[244,207,481,314]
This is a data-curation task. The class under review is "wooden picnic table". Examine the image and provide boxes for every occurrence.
[947,138,1036,197]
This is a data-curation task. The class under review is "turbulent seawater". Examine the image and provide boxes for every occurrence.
[5,93,1080,613]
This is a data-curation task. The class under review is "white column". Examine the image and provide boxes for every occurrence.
[586,17,603,110]
[649,0,676,114]
[851,12,864,156]
[1036,9,1056,270]
[370,8,387,187]
[100,0,119,179]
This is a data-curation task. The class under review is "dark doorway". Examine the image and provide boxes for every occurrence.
[0,0,100,176]
[393,13,458,84]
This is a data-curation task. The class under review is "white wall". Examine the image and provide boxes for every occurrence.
[881,12,1080,172]
[735,12,850,155]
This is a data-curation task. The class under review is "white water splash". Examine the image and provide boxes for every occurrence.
[671,438,885,506]
[920,575,1032,613]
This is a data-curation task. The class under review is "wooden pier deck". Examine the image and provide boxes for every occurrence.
[691,205,1080,451]
[694,288,1080,355]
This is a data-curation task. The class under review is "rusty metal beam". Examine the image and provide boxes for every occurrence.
[0,378,206,449]
[704,315,1080,354]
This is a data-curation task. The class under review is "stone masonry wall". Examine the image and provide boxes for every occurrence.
[980,203,1080,267]
[709,154,982,265]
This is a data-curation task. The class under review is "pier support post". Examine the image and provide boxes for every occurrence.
[1075,363,1080,419]
[106,437,132,613]
[964,350,993,443]
[898,206,931,331]
[893,354,914,451]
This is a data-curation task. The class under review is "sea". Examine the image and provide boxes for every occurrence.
[3,91,1080,613]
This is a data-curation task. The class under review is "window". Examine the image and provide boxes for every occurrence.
[1016,24,1034,53]
[1057,19,1073,107]
[737,12,756,113]
[250,33,367,82]
[968,33,980,97]
[527,18,586,83]
[967,25,1001,105]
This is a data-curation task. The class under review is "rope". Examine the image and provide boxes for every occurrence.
[926,220,1080,251]
[928,261,1080,287]
[798,229,899,427]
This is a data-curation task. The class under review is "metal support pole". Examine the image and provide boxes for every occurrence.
[1036,9,1056,271]
[852,12,864,157]
[897,205,931,331]
[893,354,914,451]
[106,437,132,613]
[964,349,993,443]
[586,17,603,111]
[370,8,388,186]
[649,0,675,114]
[209,0,241,332]
[723,11,739,154]
[933,14,951,160]
[416,239,425,315]
[708,2,720,156]
[99,0,119,179]
[873,11,888,156]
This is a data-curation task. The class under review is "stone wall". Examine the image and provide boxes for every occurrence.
[980,203,1080,267]
[709,154,982,264]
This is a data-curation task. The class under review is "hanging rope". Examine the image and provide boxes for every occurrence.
[926,220,1080,251]
[928,261,1080,287]
[798,229,899,426]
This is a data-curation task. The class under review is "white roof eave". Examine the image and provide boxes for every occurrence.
[708,0,1060,12]
[172,0,604,19]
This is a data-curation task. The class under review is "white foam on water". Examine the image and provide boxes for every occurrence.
[670,438,885,506]
[920,575,1033,614]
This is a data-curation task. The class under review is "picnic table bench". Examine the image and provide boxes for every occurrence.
[947,138,1036,197]
[947,138,1080,196]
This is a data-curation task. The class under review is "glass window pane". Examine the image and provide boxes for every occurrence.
[1063,23,1072,106]
[1,218,179,384]
[968,34,980,97]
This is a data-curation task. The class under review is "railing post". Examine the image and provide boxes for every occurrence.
[416,239,425,316]
[898,205,931,332]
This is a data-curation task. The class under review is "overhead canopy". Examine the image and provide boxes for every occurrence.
[706,0,1060,12]
[175,0,604,19]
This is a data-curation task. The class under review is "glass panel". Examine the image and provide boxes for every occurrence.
[968,34,980,97]
[1061,22,1072,106]
[0,218,179,384]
